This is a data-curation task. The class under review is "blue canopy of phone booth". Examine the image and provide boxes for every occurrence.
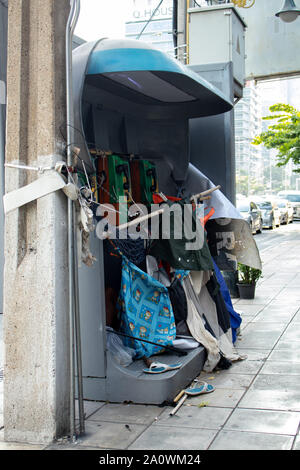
[73,38,232,182]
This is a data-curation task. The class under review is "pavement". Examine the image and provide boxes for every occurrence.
[0,222,300,451]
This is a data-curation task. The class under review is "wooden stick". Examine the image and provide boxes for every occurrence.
[170,393,188,416]
[102,208,164,238]
[173,389,185,403]
[101,185,219,238]
[191,185,221,201]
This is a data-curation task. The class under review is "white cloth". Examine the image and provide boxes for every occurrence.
[189,272,245,366]
[3,171,66,214]
[173,337,200,350]
[183,279,221,371]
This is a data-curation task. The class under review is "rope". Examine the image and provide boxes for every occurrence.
[114,330,187,357]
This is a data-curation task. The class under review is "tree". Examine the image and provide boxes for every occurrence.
[252,103,300,173]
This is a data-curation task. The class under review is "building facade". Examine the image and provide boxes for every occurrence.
[234,80,263,196]
[125,0,174,54]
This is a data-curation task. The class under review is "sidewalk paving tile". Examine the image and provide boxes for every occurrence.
[253,309,296,323]
[235,304,268,315]
[197,372,255,390]
[187,388,245,408]
[209,430,294,450]
[45,443,106,450]
[235,348,270,361]
[219,359,264,375]
[154,405,232,429]
[280,324,300,342]
[293,435,300,450]
[237,374,300,411]
[87,403,164,425]
[76,400,106,420]
[274,340,300,351]
[267,349,300,362]
[75,421,147,449]
[236,295,275,305]
[223,408,300,435]
[236,323,285,348]
[259,361,300,375]
[128,425,218,450]
[0,441,46,450]
[291,311,300,322]
[238,316,256,328]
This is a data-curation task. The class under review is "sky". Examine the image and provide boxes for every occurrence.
[75,0,129,41]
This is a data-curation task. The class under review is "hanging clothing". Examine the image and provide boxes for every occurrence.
[182,275,221,372]
[184,271,245,371]
[205,274,232,336]
[212,259,242,343]
[117,256,177,359]
[149,198,214,271]
[168,276,188,325]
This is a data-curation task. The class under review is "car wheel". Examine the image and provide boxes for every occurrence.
[270,218,276,230]
[256,219,262,234]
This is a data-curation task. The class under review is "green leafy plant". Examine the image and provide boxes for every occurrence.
[252,103,300,173]
[237,263,262,285]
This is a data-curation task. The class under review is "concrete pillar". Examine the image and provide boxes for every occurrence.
[0,1,8,314]
[3,0,71,444]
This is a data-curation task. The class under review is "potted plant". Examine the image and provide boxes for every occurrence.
[237,263,262,299]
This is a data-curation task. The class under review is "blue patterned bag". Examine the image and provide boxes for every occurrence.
[117,256,177,359]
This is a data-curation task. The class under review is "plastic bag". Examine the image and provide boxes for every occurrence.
[106,327,136,367]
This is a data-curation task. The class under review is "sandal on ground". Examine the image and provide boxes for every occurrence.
[185,381,215,396]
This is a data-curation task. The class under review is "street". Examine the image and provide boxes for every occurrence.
[254,220,300,254]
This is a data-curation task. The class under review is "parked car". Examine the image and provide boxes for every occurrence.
[276,198,293,224]
[254,198,281,229]
[236,200,263,234]
[277,190,300,220]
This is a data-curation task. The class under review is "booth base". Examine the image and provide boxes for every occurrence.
[81,346,207,405]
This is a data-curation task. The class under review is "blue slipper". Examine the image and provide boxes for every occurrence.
[185,381,215,396]
[143,362,182,374]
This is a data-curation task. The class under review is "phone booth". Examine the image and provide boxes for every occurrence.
[72,38,233,403]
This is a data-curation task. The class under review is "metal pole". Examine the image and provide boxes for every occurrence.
[73,200,85,434]
[66,0,81,441]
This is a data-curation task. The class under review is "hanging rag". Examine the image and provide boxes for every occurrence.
[212,259,242,343]
[77,198,97,267]
[146,255,171,287]
[168,276,188,325]
[148,198,214,271]
[117,256,177,359]
[182,275,221,371]
[189,271,245,366]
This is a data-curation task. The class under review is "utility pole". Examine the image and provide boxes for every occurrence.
[3,0,71,444]
[176,0,188,63]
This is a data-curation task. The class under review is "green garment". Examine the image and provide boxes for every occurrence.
[148,198,214,271]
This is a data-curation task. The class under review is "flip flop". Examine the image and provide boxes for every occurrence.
[170,381,215,416]
[143,362,182,374]
[185,381,215,396]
